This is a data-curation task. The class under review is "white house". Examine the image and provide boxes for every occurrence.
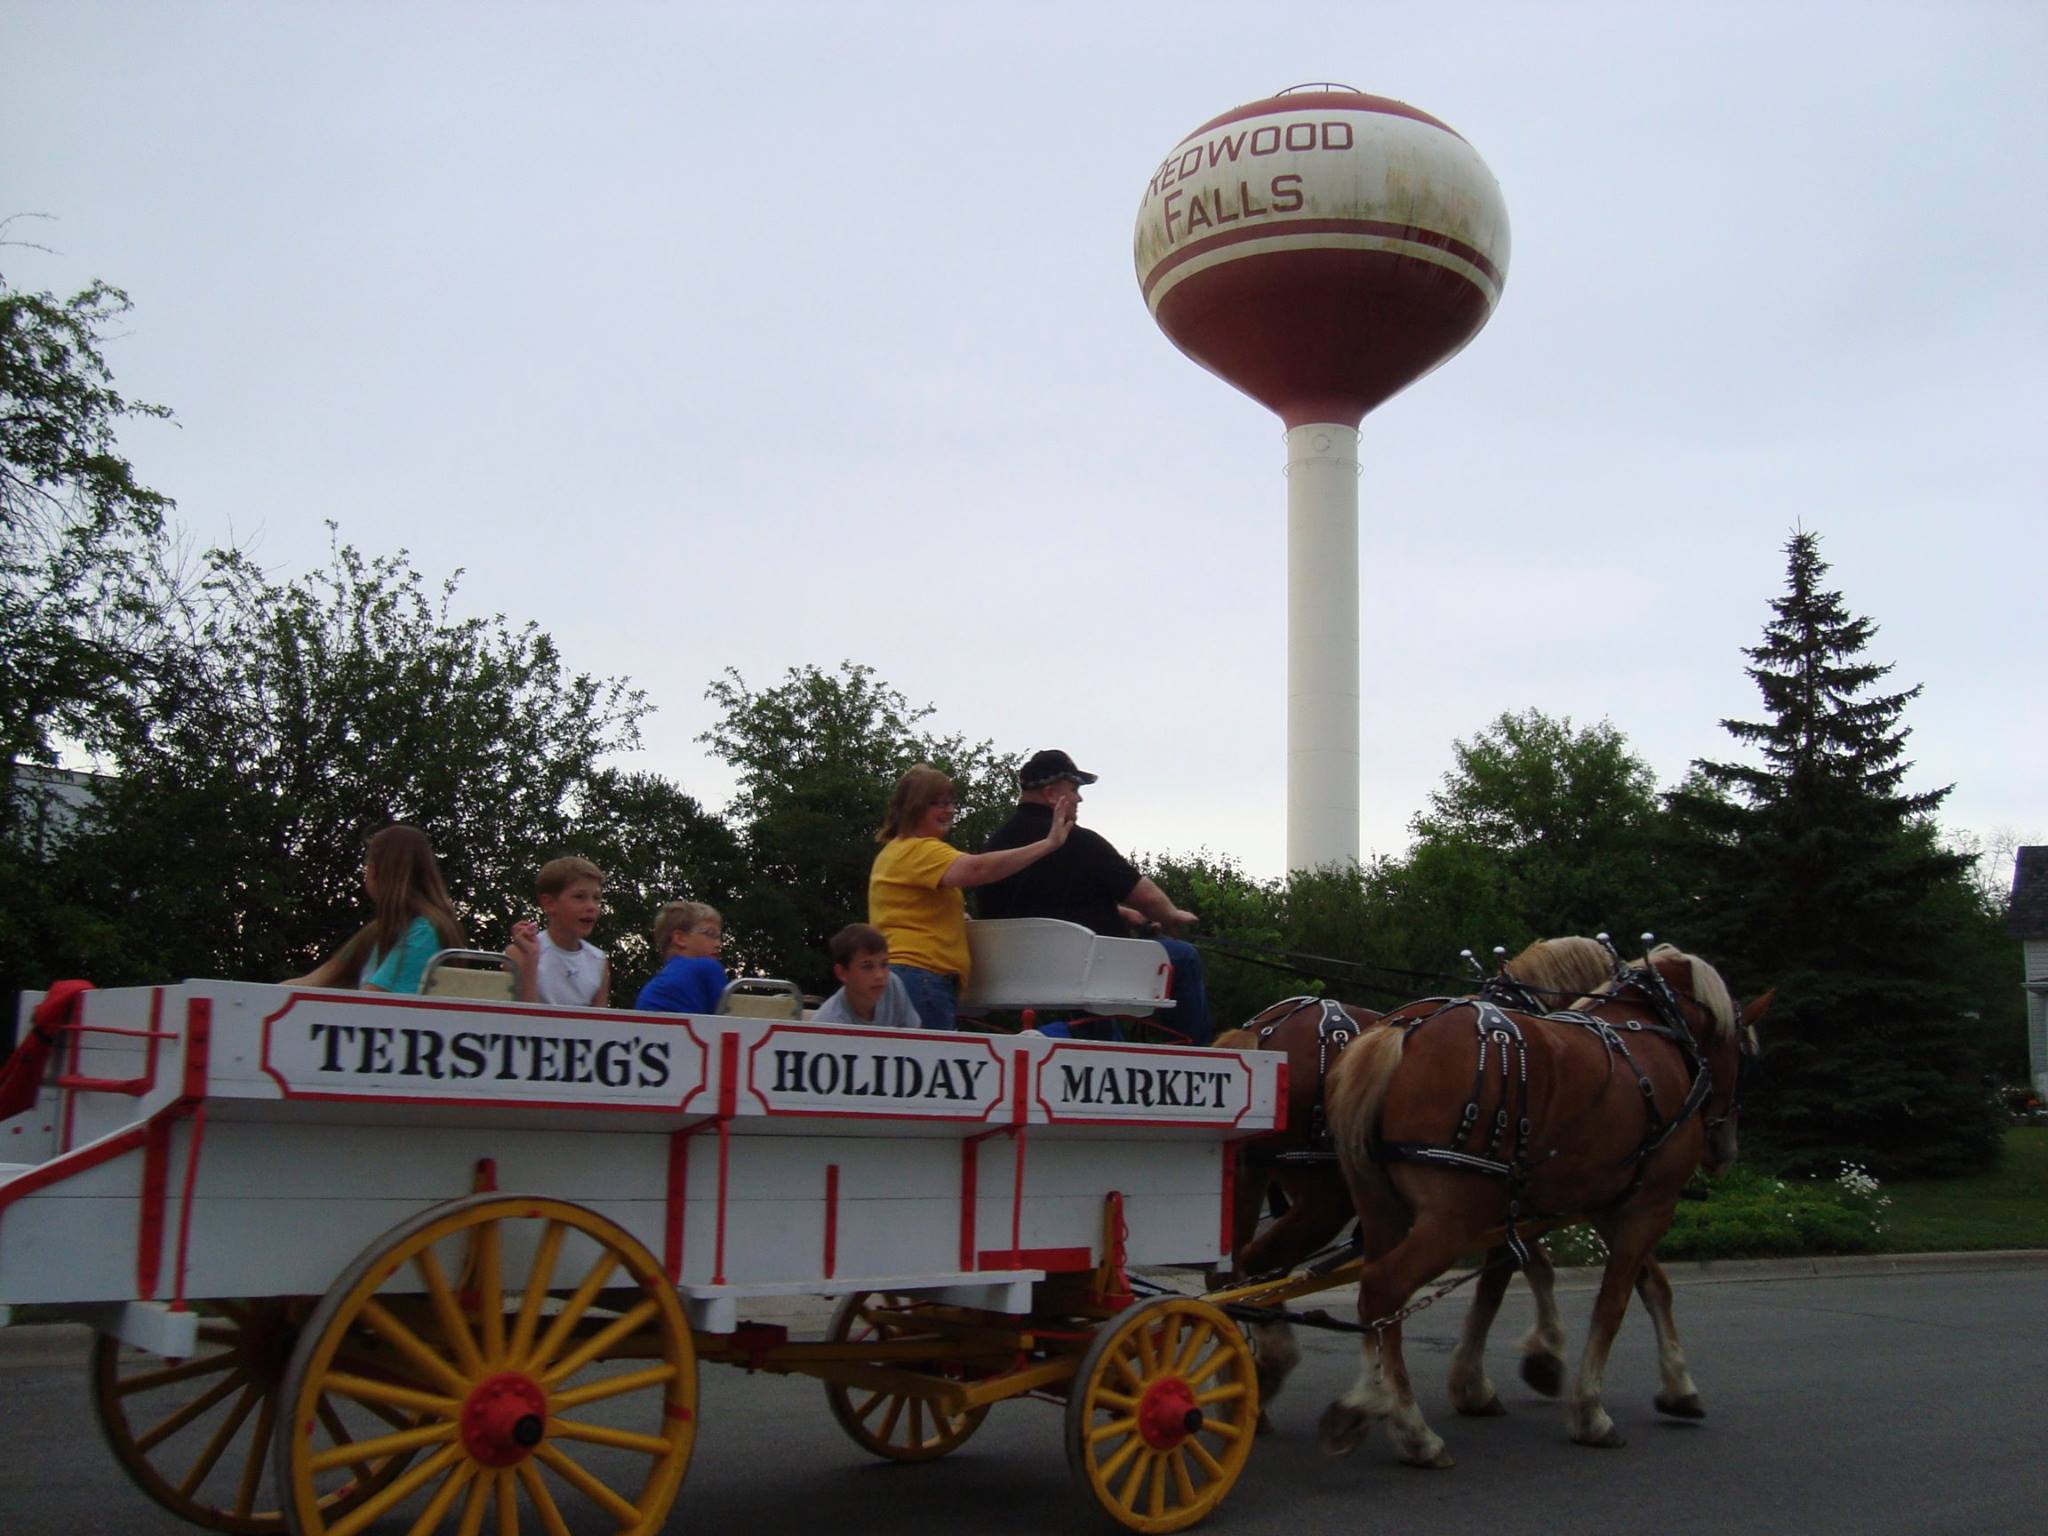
[2010,846,2048,1100]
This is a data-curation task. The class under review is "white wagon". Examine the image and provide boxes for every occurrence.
[0,920,1284,1535]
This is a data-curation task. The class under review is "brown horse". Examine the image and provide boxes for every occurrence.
[1214,937,1626,1421]
[1317,945,1767,1467]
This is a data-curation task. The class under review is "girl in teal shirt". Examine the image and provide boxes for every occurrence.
[290,824,467,994]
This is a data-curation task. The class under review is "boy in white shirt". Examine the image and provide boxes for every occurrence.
[812,923,918,1028]
[506,856,611,1006]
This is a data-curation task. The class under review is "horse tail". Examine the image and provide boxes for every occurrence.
[1326,1024,1407,1186]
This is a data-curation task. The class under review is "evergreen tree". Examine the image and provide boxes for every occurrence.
[1667,531,2000,1177]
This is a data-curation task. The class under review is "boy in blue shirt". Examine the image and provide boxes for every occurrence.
[635,901,729,1014]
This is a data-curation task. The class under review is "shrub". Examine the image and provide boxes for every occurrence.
[1545,1163,1892,1264]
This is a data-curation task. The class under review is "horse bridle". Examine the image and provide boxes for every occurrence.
[1622,959,1760,1135]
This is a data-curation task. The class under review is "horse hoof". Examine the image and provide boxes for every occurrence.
[1317,1402,1372,1457]
[1402,1446,1456,1470]
[1455,1395,1507,1418]
[1655,1393,1706,1420]
[1520,1353,1564,1398]
[1575,1427,1628,1449]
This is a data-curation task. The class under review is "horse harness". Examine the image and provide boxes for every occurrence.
[1374,966,1717,1267]
[1249,997,1362,1163]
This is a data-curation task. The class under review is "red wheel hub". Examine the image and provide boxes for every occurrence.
[461,1372,548,1466]
[1138,1377,1203,1450]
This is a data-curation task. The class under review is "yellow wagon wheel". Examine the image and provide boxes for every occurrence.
[823,1292,992,1462]
[93,1297,412,1534]
[274,1194,696,1536]
[1065,1297,1258,1534]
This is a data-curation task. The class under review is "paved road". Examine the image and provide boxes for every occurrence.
[3,1264,2042,1534]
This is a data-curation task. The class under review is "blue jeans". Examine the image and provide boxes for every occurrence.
[1156,937,1212,1045]
[891,964,959,1031]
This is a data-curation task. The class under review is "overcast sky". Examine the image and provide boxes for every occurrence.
[6,1,2042,884]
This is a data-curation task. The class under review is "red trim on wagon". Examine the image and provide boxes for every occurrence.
[977,1245,1091,1273]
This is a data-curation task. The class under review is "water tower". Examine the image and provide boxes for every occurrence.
[1135,85,1509,873]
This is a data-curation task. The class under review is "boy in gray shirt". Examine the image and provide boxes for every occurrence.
[813,923,919,1028]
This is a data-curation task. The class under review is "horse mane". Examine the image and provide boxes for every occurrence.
[1500,936,1617,1009]
[1211,1026,1263,1052]
[1576,943,1737,1040]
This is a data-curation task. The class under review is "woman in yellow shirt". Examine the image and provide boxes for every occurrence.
[869,764,1073,1029]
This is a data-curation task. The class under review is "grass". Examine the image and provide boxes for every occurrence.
[1880,1126,2048,1251]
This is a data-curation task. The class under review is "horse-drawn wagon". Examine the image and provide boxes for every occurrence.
[0,919,1285,1535]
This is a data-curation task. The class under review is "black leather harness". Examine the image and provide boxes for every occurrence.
[1373,966,1717,1267]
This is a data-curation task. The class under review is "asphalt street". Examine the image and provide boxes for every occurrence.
[2,1260,2042,1535]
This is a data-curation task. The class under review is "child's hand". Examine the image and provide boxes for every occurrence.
[505,921,540,999]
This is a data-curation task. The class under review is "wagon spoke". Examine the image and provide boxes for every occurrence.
[1199,1415,1244,1441]
[877,1393,906,1445]
[234,1390,277,1516]
[546,1361,677,1411]
[547,1416,672,1456]
[315,1398,357,1456]
[851,1390,886,1422]
[506,1220,566,1367]
[1095,1429,1143,1484]
[308,1417,459,1473]
[1174,1321,1216,1376]
[417,1244,484,1378]
[1155,1313,1182,1373]
[527,1251,620,1373]
[1093,1386,1139,1412]
[135,1366,248,1450]
[1135,1324,1157,1377]
[1186,1348,1237,1389]
[493,1468,520,1536]
[454,1464,494,1536]
[1193,1381,1248,1406]
[1088,1414,1137,1444]
[515,1459,572,1536]
[538,1298,656,1387]
[404,1456,478,1536]
[1148,1450,1168,1518]
[475,1217,506,1365]
[176,1379,259,1495]
[1117,1446,1154,1511]
[360,1299,473,1399]
[328,1442,465,1536]
[535,1442,642,1526]
[1184,1435,1226,1479]
[1113,1350,1145,1391]
[1170,1445,1198,1503]
[321,1368,462,1418]
[116,1349,238,1395]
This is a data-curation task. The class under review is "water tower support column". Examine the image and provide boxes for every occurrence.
[1284,422,1361,874]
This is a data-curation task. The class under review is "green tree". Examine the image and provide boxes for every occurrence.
[1,262,173,766]
[699,662,1013,991]
[572,767,743,1002]
[1666,531,2001,1177]
[1407,708,1676,946]
[64,537,652,984]
[2,259,175,1016]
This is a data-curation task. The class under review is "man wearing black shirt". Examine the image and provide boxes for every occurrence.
[979,749,1212,1043]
